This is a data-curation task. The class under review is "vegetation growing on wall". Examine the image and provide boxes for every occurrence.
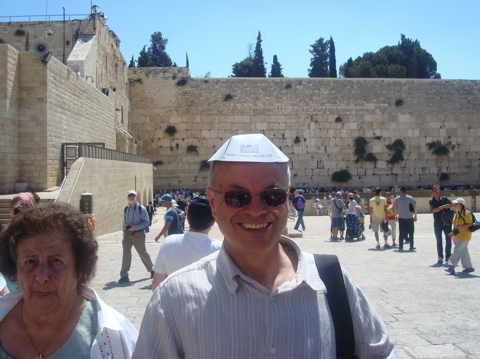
[14,29,26,37]
[153,160,164,166]
[186,145,199,155]
[176,78,188,86]
[224,93,234,101]
[395,99,404,107]
[335,116,342,123]
[331,170,352,183]
[439,173,450,181]
[365,153,378,163]
[165,125,177,136]
[428,141,450,156]
[387,139,406,165]
[199,160,210,171]
[432,145,450,156]
[294,136,301,144]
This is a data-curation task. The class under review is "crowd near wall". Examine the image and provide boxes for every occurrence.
[57,157,153,236]
[129,68,480,191]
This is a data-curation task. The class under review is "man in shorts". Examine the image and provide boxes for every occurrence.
[369,187,388,249]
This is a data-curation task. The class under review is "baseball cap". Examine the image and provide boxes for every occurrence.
[160,194,173,203]
[171,200,179,207]
[299,189,304,194]
[188,196,214,222]
[208,134,289,163]
[336,191,342,196]
[452,198,465,205]
[128,190,137,196]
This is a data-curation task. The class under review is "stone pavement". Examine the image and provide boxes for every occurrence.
[91,210,480,359]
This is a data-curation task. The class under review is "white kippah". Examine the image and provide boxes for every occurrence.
[208,134,289,163]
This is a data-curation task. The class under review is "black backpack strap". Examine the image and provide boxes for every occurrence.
[314,254,356,359]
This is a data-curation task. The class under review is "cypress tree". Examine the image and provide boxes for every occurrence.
[269,55,284,77]
[329,36,337,78]
[252,31,266,77]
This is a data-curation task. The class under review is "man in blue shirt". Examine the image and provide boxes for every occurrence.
[119,190,154,283]
[155,194,184,242]
[292,189,307,231]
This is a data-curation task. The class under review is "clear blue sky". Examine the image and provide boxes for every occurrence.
[2,0,479,79]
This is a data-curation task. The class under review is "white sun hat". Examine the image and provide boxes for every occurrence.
[208,134,289,163]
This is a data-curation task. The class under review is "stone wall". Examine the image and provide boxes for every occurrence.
[57,157,153,236]
[0,45,20,192]
[0,15,132,151]
[0,46,122,193]
[129,68,480,190]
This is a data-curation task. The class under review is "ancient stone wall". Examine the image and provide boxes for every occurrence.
[0,45,20,192]
[129,68,480,191]
[57,157,153,236]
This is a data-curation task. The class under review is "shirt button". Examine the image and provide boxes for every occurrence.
[270,347,276,354]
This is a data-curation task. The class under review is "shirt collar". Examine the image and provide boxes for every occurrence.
[218,236,324,294]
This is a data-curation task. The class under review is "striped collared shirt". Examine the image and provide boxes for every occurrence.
[134,237,397,359]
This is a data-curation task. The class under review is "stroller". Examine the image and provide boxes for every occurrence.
[345,212,366,241]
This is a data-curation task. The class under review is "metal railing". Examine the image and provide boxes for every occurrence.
[62,143,151,179]
[77,144,151,164]
[0,14,90,22]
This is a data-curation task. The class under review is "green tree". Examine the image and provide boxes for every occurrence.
[231,57,254,77]
[252,31,266,77]
[329,36,337,78]
[148,31,173,67]
[136,31,173,68]
[308,37,330,78]
[339,34,440,79]
[137,45,151,67]
[128,55,136,68]
[269,55,284,77]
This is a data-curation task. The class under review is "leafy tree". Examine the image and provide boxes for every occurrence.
[339,34,440,79]
[308,37,330,78]
[252,31,266,77]
[136,31,173,68]
[329,36,337,78]
[231,57,254,77]
[137,45,151,67]
[148,32,173,67]
[128,55,136,68]
[269,55,284,77]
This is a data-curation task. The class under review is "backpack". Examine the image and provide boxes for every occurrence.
[124,205,150,232]
[296,197,305,210]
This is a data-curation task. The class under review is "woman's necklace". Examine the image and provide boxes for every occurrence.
[21,300,75,359]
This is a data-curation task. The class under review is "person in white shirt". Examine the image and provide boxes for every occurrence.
[151,196,221,291]
[134,134,396,359]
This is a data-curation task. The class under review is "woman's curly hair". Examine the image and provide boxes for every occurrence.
[0,201,98,286]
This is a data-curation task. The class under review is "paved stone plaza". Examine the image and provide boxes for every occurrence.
[91,210,479,359]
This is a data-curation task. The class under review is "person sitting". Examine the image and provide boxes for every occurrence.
[0,202,138,358]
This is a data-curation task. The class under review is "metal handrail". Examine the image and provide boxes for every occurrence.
[76,144,151,164]
[0,14,90,22]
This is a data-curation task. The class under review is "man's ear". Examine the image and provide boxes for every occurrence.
[206,187,217,218]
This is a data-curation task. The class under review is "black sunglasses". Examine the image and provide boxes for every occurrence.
[128,194,136,197]
[211,188,288,208]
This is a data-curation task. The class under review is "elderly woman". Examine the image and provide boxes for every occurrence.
[445,198,475,275]
[0,202,137,358]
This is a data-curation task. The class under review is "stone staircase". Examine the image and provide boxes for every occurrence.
[0,197,53,228]
[0,199,11,228]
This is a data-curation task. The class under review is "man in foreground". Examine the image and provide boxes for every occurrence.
[134,134,396,358]
[151,196,221,291]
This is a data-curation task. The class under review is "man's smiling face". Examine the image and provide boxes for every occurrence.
[207,161,290,258]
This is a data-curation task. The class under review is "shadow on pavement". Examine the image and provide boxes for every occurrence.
[103,277,150,290]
